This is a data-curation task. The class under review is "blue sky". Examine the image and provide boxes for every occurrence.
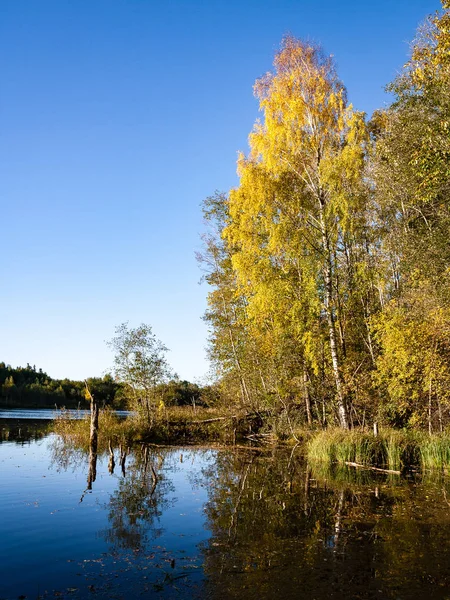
[0,0,440,382]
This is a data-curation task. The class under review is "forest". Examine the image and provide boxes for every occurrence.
[0,362,208,411]
[199,1,450,435]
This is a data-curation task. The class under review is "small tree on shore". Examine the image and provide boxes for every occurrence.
[108,323,172,426]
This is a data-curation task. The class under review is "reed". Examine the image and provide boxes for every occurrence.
[54,407,136,452]
[307,428,417,471]
[53,405,235,449]
[418,433,450,470]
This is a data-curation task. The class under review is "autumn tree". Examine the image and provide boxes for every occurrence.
[198,192,266,412]
[224,37,373,428]
[202,4,450,433]
[370,1,450,430]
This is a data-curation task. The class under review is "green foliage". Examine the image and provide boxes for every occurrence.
[0,360,212,415]
[418,432,450,470]
[107,322,173,426]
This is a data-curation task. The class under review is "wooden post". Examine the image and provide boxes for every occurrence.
[373,421,378,437]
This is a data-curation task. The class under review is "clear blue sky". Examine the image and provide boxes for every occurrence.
[0,0,440,382]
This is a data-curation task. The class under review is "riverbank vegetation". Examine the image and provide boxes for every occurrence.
[307,427,450,472]
[199,2,450,439]
[53,405,247,449]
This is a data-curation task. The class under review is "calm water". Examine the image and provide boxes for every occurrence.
[2,414,450,599]
[0,408,131,420]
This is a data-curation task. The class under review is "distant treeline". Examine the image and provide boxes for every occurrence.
[0,363,213,409]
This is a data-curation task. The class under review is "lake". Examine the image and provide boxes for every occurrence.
[2,412,450,599]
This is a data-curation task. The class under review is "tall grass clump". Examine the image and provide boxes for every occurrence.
[418,432,450,470]
[54,407,136,453]
[307,428,416,471]
[381,429,418,471]
[53,405,239,449]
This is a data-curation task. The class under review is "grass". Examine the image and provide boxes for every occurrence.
[418,433,450,470]
[53,404,242,452]
[307,428,419,471]
[54,407,137,453]
[308,427,450,472]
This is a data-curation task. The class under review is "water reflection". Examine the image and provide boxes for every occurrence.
[200,449,450,600]
[51,436,175,553]
[43,436,450,599]
[100,447,174,552]
[0,417,49,443]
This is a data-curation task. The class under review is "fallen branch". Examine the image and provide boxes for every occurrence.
[344,461,400,475]
[186,416,237,425]
[179,411,270,426]
[141,441,264,451]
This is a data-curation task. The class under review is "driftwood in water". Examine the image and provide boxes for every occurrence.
[345,461,400,475]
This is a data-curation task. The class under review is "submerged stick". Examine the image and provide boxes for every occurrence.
[344,461,400,475]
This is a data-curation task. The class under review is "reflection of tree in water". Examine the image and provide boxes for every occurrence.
[1,418,49,444]
[50,438,204,596]
[49,434,88,471]
[99,446,175,551]
[50,435,176,552]
[200,449,450,600]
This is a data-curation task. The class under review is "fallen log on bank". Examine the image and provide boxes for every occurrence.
[168,410,272,427]
[141,441,264,452]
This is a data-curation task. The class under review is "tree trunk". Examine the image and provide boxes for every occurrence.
[319,208,349,429]
[303,367,312,426]
[88,391,99,489]
[428,380,433,437]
